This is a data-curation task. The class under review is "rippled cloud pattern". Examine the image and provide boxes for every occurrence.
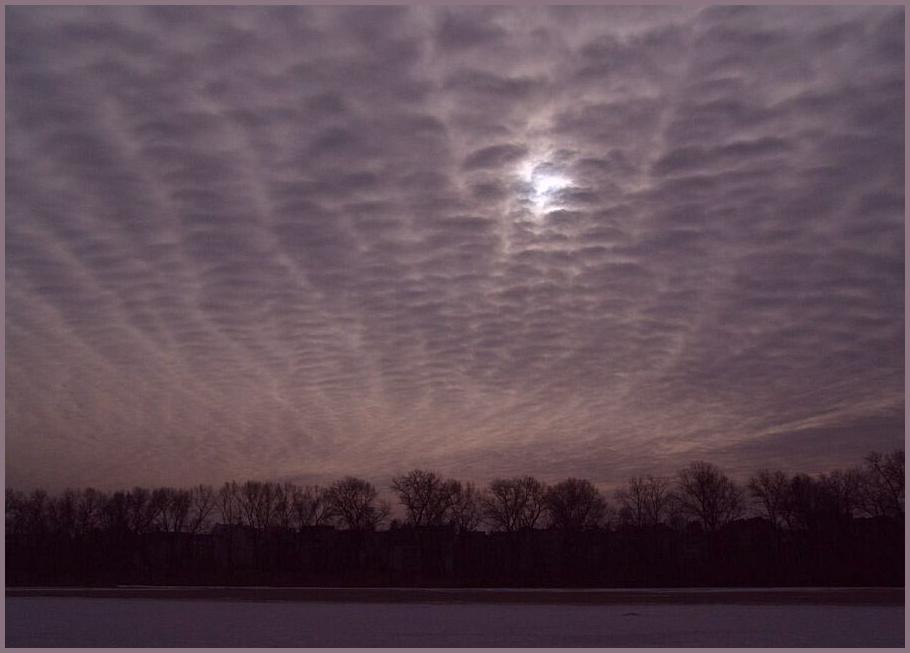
[6,6,904,490]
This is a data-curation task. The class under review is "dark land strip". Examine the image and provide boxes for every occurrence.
[6,586,904,606]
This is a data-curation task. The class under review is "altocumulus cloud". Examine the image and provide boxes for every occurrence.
[6,6,904,492]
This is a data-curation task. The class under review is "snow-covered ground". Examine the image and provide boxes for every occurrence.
[6,596,904,647]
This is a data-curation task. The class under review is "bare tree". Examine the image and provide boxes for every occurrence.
[6,489,27,538]
[155,488,191,533]
[616,476,673,529]
[291,485,333,528]
[516,477,548,529]
[325,477,390,531]
[781,473,818,531]
[188,485,216,534]
[858,449,904,521]
[644,476,674,526]
[6,490,49,554]
[238,481,263,529]
[237,481,284,531]
[101,491,130,533]
[272,483,296,529]
[817,468,863,521]
[676,461,744,532]
[482,476,547,532]
[390,470,456,527]
[47,490,78,539]
[545,478,607,530]
[748,469,790,529]
[75,488,105,536]
[25,490,49,534]
[783,469,861,530]
[218,481,243,526]
[448,481,483,533]
[126,487,164,534]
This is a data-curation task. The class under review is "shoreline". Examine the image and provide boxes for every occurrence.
[6,586,904,606]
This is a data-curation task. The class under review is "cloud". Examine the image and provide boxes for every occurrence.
[434,9,508,52]
[463,144,529,171]
[5,6,903,494]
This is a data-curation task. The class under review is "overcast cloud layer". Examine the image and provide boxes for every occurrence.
[6,6,904,492]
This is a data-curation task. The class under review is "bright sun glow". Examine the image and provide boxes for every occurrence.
[532,172,572,197]
[518,158,574,213]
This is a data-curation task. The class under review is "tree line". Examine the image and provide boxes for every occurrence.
[6,450,903,587]
[9,450,902,536]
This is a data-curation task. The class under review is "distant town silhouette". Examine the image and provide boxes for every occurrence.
[7,450,903,587]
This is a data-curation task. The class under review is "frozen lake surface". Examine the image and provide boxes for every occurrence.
[6,594,904,647]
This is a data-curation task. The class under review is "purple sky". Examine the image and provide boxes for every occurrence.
[6,6,904,492]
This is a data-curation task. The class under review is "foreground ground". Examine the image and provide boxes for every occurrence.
[6,585,904,605]
[6,587,905,647]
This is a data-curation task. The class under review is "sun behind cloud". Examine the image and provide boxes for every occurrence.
[516,155,575,215]
[4,5,904,491]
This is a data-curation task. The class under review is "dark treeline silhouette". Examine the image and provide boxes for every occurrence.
[6,450,903,588]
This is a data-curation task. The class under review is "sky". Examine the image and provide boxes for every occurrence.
[6,6,905,493]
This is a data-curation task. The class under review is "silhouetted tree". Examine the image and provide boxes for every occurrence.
[157,488,192,533]
[6,451,905,588]
[779,470,858,531]
[101,491,130,534]
[126,487,165,534]
[676,462,743,532]
[272,483,296,529]
[781,473,819,531]
[291,485,332,527]
[188,485,216,534]
[238,481,282,530]
[19,490,50,541]
[616,476,674,529]
[482,476,547,532]
[748,469,790,529]
[391,470,457,527]
[448,481,482,532]
[6,489,25,537]
[858,449,904,521]
[47,490,79,540]
[816,468,863,524]
[217,481,243,526]
[325,477,390,531]
[75,488,105,536]
[545,478,607,530]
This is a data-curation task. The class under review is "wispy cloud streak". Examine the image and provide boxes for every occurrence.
[6,6,903,491]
